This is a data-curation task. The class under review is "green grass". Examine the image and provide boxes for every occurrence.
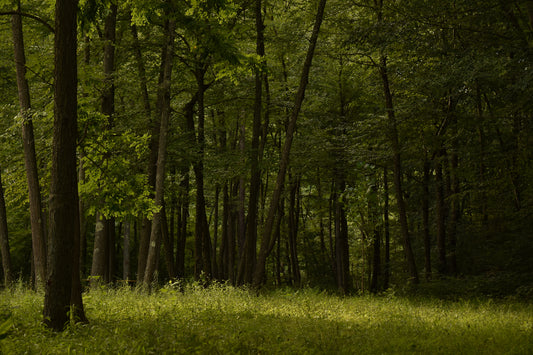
[0,282,532,354]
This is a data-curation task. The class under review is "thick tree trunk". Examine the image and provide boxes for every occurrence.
[143,18,175,288]
[44,0,86,329]
[253,0,327,288]
[0,169,13,287]
[11,1,47,289]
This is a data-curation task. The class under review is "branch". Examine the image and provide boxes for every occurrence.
[0,11,54,33]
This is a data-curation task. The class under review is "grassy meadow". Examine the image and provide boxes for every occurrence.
[0,282,532,354]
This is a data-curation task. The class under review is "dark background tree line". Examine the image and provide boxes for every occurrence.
[1,0,532,302]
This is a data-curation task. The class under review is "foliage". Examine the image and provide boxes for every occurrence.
[1,0,532,297]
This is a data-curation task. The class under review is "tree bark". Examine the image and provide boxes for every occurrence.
[11,0,47,289]
[123,220,131,281]
[379,55,419,284]
[241,0,266,285]
[422,154,432,281]
[136,19,166,286]
[448,149,459,276]
[382,167,391,290]
[192,67,213,280]
[435,151,447,274]
[90,212,109,285]
[370,183,381,293]
[288,174,301,287]
[175,169,189,279]
[161,203,175,278]
[334,175,351,294]
[0,169,13,287]
[253,0,328,288]
[44,0,86,329]
[143,18,175,288]
[90,4,117,286]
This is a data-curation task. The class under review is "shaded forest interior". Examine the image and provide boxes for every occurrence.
[1,0,532,298]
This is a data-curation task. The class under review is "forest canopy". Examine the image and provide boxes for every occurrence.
[0,0,532,300]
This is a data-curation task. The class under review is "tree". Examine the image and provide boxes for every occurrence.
[238,0,266,285]
[143,15,176,288]
[375,0,418,284]
[43,0,86,330]
[253,0,328,288]
[0,168,12,287]
[11,0,47,289]
[90,2,118,286]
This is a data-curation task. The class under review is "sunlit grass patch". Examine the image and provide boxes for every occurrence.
[1,283,532,354]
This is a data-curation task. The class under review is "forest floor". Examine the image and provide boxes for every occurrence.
[0,282,532,354]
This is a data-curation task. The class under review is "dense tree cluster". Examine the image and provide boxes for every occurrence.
[1,0,532,310]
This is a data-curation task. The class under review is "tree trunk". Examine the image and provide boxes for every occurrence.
[44,0,86,329]
[236,123,246,283]
[130,18,157,283]
[288,174,302,287]
[240,0,266,285]
[136,23,165,286]
[90,212,109,285]
[334,175,351,294]
[448,150,459,275]
[123,219,131,281]
[370,183,381,293]
[475,84,488,225]
[253,0,328,288]
[212,185,220,279]
[90,4,117,286]
[379,55,419,284]
[106,218,116,283]
[0,169,13,287]
[101,3,117,127]
[435,151,447,274]
[382,167,391,290]
[175,170,189,279]
[11,0,47,289]
[422,155,432,280]
[161,203,175,278]
[191,67,213,280]
[78,151,88,277]
[143,18,175,288]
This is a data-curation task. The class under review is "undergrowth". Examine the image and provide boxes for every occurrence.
[0,282,531,354]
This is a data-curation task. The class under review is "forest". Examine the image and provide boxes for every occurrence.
[0,0,532,334]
